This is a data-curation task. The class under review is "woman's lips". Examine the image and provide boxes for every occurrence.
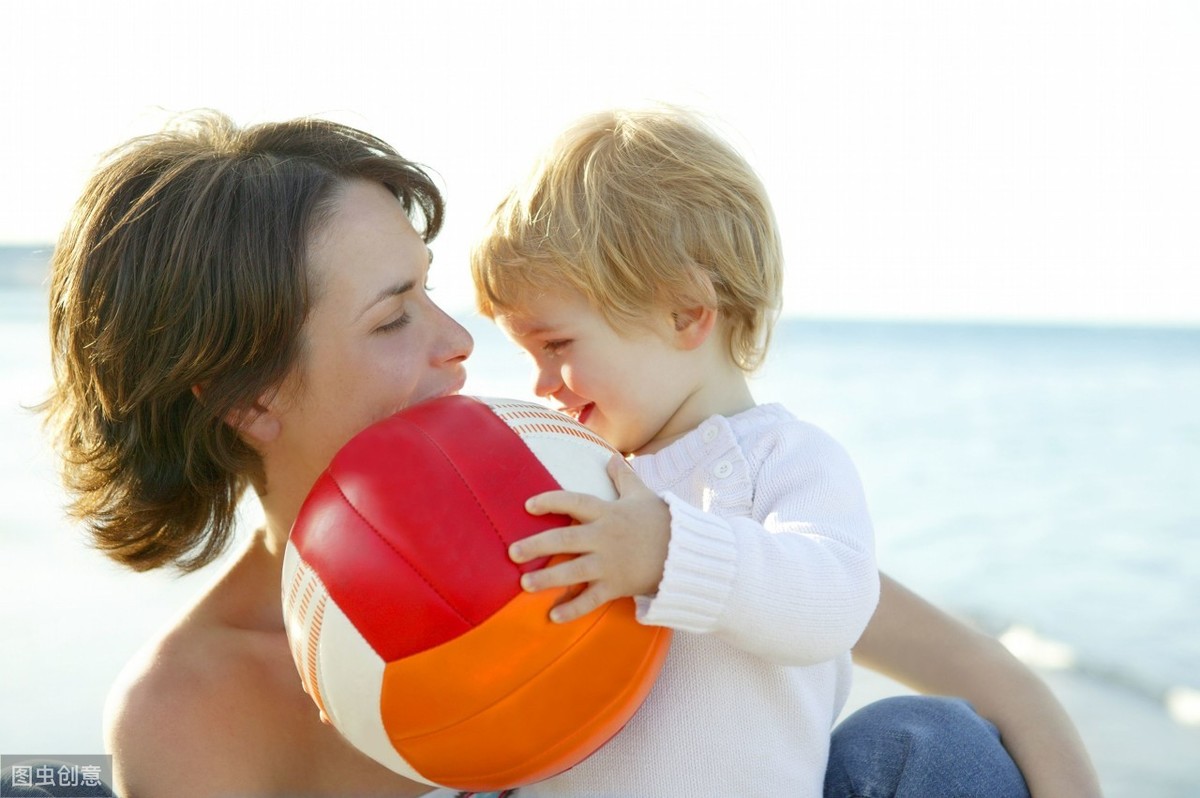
[407,374,467,410]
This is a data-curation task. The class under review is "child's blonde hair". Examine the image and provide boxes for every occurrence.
[471,107,783,372]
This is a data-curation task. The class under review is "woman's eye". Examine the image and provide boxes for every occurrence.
[375,313,411,333]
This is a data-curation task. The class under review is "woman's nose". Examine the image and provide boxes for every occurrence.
[433,304,474,365]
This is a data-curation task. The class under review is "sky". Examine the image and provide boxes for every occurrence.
[2,1,1197,325]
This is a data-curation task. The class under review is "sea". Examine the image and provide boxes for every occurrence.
[2,245,1198,777]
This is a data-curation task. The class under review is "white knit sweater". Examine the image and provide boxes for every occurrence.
[521,404,880,796]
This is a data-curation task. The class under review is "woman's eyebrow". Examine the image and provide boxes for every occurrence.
[358,280,416,320]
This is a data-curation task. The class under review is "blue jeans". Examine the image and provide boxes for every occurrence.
[825,695,1031,798]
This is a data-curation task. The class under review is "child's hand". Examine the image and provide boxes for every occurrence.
[509,455,671,623]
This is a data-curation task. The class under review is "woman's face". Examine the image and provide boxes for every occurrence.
[267,179,473,485]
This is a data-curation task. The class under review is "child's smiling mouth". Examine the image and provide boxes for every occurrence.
[562,402,594,425]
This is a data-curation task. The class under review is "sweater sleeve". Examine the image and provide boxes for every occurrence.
[635,424,879,665]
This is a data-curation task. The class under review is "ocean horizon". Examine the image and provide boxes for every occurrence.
[3,245,1198,794]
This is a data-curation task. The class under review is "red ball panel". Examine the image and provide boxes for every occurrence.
[290,396,569,661]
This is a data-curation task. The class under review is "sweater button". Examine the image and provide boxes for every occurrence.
[712,460,733,479]
[701,424,718,443]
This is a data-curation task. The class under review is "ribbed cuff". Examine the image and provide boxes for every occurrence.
[636,491,738,632]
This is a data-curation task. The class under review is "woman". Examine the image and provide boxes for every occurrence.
[42,112,1099,797]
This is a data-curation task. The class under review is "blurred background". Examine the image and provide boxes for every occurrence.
[2,2,1198,795]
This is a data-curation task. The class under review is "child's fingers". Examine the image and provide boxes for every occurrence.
[605,454,651,499]
[525,489,607,520]
[508,524,593,563]
[548,584,612,624]
[605,453,637,488]
[518,554,598,593]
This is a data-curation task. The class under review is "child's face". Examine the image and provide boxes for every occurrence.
[495,289,704,455]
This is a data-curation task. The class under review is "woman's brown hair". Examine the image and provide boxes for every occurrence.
[42,111,443,572]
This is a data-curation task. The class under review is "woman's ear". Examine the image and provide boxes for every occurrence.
[223,402,282,444]
[670,305,718,351]
[194,384,283,444]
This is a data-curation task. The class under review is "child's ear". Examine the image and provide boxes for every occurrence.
[670,306,718,350]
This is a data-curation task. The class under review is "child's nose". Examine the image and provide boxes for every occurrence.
[533,363,561,398]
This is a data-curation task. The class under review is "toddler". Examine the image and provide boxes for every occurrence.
[470,107,879,795]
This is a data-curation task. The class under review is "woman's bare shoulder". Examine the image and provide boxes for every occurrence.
[103,534,323,796]
[103,540,431,798]
[104,608,296,796]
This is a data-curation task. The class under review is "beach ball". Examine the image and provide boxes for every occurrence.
[281,395,672,790]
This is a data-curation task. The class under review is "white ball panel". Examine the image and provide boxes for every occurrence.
[479,397,620,501]
[317,596,435,786]
[523,435,618,501]
[286,541,435,786]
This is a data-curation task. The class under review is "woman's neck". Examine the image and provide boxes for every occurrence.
[255,485,305,568]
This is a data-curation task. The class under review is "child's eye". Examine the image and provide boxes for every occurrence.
[375,313,411,334]
[543,339,570,355]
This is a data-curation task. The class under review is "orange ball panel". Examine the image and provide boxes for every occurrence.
[379,583,670,789]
